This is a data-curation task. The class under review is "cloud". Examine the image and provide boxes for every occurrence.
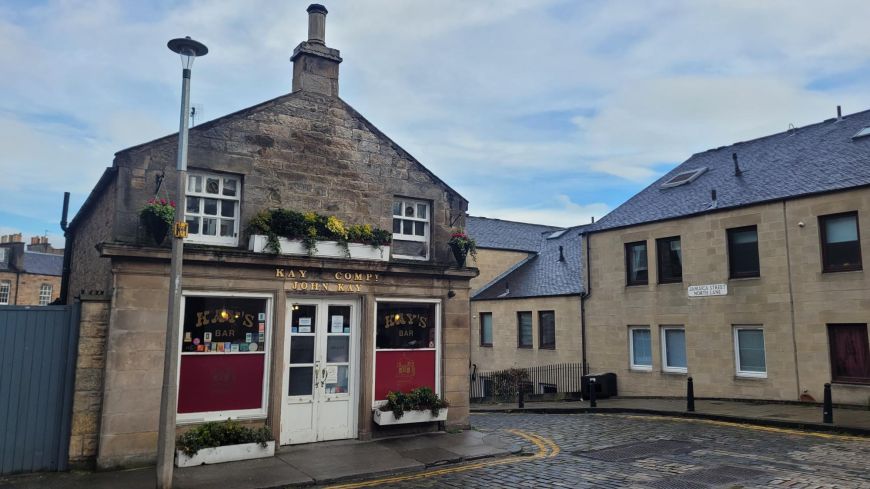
[3,0,870,238]
[471,195,609,228]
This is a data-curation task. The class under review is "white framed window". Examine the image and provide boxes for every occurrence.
[734,326,767,378]
[38,283,53,306]
[629,326,652,371]
[0,281,10,305]
[184,171,241,246]
[661,326,687,373]
[392,199,429,243]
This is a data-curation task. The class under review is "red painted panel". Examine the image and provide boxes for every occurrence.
[374,350,436,400]
[178,354,265,414]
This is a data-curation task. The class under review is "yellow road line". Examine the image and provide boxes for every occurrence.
[324,429,559,488]
[614,414,870,442]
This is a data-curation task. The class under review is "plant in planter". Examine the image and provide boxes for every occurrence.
[140,198,175,245]
[175,419,274,467]
[380,386,449,420]
[447,229,477,268]
[248,208,392,259]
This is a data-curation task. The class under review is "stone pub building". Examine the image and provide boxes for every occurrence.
[67,5,474,468]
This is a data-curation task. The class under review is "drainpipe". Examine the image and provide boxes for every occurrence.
[580,232,591,376]
[60,192,72,305]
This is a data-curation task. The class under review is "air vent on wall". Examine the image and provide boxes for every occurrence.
[660,167,708,189]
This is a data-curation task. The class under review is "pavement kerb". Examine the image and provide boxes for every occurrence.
[470,406,870,437]
[292,443,524,488]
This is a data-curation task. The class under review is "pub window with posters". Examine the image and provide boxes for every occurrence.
[374,301,439,401]
[177,295,271,420]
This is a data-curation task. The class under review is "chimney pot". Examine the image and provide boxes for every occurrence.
[307,4,328,44]
[31,237,39,245]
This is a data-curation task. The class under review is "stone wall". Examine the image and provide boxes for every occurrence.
[469,248,529,293]
[585,188,870,405]
[109,90,466,266]
[68,174,116,303]
[68,298,110,468]
[471,296,582,372]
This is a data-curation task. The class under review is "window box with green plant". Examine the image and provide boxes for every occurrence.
[247,209,392,261]
[373,387,449,425]
[175,420,275,467]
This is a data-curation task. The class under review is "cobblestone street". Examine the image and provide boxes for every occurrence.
[326,413,870,489]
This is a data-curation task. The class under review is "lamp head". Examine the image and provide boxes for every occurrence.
[168,36,208,70]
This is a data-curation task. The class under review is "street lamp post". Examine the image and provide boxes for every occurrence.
[157,36,208,489]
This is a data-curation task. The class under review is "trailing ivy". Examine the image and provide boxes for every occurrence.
[176,419,273,457]
[248,209,392,255]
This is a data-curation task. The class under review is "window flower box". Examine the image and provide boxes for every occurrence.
[373,408,448,425]
[248,235,390,261]
[175,441,275,467]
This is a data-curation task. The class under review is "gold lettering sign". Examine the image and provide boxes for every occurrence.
[275,268,378,293]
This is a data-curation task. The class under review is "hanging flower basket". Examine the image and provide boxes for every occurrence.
[140,198,175,245]
[447,229,476,268]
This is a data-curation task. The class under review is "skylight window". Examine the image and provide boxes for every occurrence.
[547,230,567,239]
[852,127,870,139]
[660,167,707,189]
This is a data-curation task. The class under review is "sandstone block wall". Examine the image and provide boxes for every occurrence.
[471,296,581,372]
[585,188,870,405]
[0,271,61,305]
[68,299,110,468]
[469,249,530,293]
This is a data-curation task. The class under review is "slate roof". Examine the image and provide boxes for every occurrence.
[23,252,63,276]
[466,216,562,252]
[588,108,870,233]
[468,217,586,300]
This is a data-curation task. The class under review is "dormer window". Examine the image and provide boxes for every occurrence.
[660,167,707,189]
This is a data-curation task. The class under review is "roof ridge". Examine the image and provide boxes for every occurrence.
[467,215,563,229]
[688,106,870,159]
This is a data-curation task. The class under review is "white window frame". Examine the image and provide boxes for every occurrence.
[371,297,441,406]
[176,291,273,424]
[660,326,688,373]
[184,171,241,247]
[38,283,52,306]
[0,280,10,305]
[733,326,767,378]
[628,326,653,371]
[392,199,430,243]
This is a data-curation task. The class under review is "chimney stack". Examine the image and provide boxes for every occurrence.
[291,4,342,96]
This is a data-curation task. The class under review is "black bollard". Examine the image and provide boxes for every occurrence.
[686,377,695,412]
[823,383,833,424]
[518,387,525,409]
[588,377,597,408]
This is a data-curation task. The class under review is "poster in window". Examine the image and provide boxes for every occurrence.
[376,303,436,349]
[181,296,268,353]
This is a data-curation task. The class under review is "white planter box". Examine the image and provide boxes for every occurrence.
[248,235,389,261]
[373,408,448,425]
[175,441,275,467]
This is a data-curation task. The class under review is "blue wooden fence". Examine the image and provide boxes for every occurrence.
[0,304,80,475]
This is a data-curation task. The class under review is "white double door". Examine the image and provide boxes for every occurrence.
[281,298,359,445]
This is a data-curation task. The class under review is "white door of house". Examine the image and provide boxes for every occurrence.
[281,298,358,445]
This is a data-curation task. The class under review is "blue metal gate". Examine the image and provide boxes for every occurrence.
[0,304,80,475]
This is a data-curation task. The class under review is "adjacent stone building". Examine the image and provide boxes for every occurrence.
[67,5,474,469]
[0,234,63,305]
[583,108,870,407]
[467,217,585,394]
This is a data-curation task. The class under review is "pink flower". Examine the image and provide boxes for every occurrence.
[169,201,176,207]
[160,198,167,205]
